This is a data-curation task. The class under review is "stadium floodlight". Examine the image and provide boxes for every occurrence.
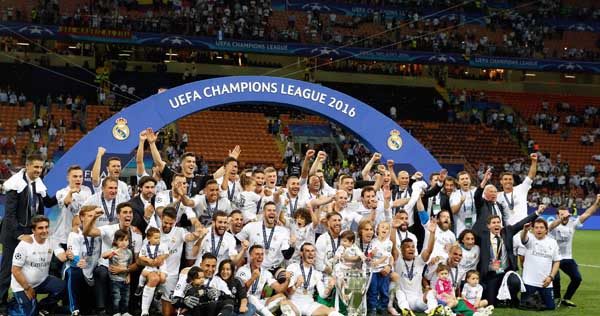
[16,42,30,46]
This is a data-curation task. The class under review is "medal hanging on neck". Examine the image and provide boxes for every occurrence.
[404,259,415,285]
[251,269,261,295]
[360,240,370,256]
[300,263,313,295]
[101,196,116,223]
[287,193,298,216]
[227,181,236,202]
[84,236,94,257]
[169,191,182,215]
[211,232,223,257]
[262,224,275,251]
[206,196,219,218]
[329,232,340,254]
[503,192,514,211]
[147,243,159,259]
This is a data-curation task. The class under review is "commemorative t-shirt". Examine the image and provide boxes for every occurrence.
[522,234,560,287]
[236,222,290,269]
[10,237,65,292]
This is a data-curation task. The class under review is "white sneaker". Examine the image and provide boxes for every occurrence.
[121,313,133,316]
[280,304,296,316]
[111,313,121,316]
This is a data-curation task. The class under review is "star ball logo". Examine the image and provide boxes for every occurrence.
[112,117,130,141]
[18,25,54,35]
[310,47,341,56]
[160,36,192,46]
[428,55,455,63]
[301,3,331,11]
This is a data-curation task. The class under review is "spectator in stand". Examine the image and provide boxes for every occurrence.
[0,89,8,104]
[8,91,17,106]
[0,136,7,154]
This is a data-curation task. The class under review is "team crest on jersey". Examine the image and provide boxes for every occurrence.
[15,253,22,260]
[387,129,402,151]
[112,117,130,141]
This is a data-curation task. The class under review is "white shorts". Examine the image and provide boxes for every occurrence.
[290,297,322,315]
[162,274,179,302]
[143,265,168,275]
[407,295,428,312]
[396,291,430,312]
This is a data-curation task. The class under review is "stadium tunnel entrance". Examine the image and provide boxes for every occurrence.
[44,76,442,193]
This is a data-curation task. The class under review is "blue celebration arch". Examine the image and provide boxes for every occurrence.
[44,76,441,193]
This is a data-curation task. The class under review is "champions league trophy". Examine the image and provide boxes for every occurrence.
[334,256,372,316]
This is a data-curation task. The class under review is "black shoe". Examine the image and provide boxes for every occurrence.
[134,286,144,296]
[96,310,109,316]
[38,310,50,316]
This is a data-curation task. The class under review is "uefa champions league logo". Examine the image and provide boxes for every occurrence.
[301,3,331,11]
[428,55,456,63]
[160,36,192,46]
[558,63,584,71]
[568,24,594,32]
[18,25,54,35]
[310,47,341,56]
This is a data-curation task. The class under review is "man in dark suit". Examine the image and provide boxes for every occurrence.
[0,155,57,312]
[128,175,156,313]
[129,176,157,235]
[421,171,450,217]
[473,169,509,238]
[478,205,545,307]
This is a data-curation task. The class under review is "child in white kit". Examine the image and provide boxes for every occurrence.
[137,227,170,316]
[288,207,319,264]
[462,270,494,314]
[334,230,367,271]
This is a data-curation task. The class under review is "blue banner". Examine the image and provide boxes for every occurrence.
[272,0,600,32]
[2,22,600,73]
[468,56,600,73]
[43,76,442,193]
[272,0,485,23]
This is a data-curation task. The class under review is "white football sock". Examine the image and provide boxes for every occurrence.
[141,286,156,314]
